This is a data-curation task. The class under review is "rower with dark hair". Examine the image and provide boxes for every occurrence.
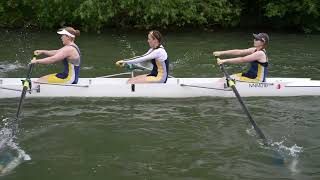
[116,30,169,83]
[214,33,270,82]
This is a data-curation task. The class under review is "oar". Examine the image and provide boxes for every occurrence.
[16,54,36,119]
[219,63,287,164]
[219,63,268,145]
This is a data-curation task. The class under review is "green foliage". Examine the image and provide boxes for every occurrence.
[75,0,115,31]
[33,0,79,28]
[200,0,242,27]
[0,0,33,28]
[0,0,243,30]
[0,0,319,32]
[265,0,320,32]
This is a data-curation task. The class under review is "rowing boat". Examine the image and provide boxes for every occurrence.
[1,77,320,98]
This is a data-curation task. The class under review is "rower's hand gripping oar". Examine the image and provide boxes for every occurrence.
[217,58,268,145]
[16,54,37,119]
[116,60,145,71]
[115,60,136,92]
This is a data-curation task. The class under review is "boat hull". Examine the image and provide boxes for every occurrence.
[1,78,320,98]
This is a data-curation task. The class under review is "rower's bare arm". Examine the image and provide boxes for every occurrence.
[222,51,264,64]
[34,50,58,56]
[213,48,255,57]
[31,48,69,64]
[43,50,58,56]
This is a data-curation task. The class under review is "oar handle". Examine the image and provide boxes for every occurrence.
[215,56,230,78]
[219,64,236,87]
[23,53,37,89]
[26,54,37,79]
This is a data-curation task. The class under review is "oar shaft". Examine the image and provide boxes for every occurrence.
[16,63,34,119]
[16,83,29,118]
[219,64,267,143]
[230,84,267,140]
[26,64,34,79]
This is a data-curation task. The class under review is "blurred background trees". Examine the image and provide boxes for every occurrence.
[0,0,319,32]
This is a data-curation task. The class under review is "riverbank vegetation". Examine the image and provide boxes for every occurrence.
[0,0,319,33]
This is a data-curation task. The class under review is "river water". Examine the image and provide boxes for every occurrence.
[0,29,320,179]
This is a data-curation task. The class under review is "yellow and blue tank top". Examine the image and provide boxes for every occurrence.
[242,49,268,82]
[55,45,81,84]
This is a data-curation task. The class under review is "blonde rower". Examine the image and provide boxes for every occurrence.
[31,27,81,84]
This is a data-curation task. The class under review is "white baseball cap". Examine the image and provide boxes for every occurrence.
[57,29,75,38]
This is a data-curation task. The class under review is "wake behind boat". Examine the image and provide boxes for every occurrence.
[1,76,320,98]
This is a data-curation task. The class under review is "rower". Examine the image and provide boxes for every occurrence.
[30,27,81,84]
[116,30,169,83]
[214,33,269,82]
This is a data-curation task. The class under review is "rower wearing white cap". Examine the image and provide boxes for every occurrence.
[214,33,270,82]
[31,27,82,84]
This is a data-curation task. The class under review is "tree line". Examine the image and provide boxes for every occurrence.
[0,0,319,33]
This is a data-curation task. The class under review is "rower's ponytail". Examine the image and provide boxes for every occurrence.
[74,29,80,37]
[65,27,80,40]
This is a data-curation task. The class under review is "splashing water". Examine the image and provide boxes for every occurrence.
[116,34,153,70]
[0,119,12,148]
[247,127,303,173]
[246,127,303,157]
[0,118,31,176]
[271,140,303,173]
[0,61,25,73]
[271,141,303,157]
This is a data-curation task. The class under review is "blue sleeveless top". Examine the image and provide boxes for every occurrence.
[242,49,268,82]
[55,45,81,84]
